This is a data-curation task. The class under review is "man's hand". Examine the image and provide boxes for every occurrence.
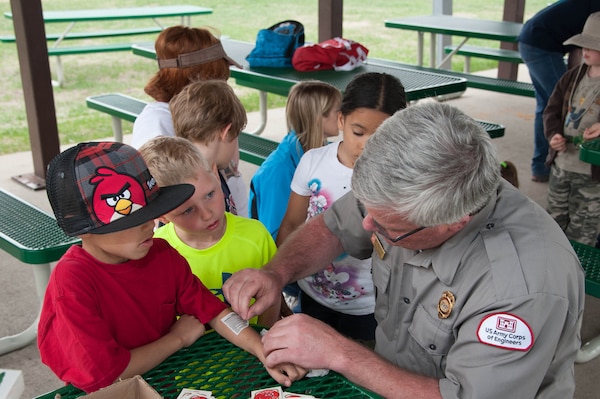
[549,133,567,152]
[261,314,348,371]
[168,314,205,348]
[264,362,308,387]
[223,268,284,321]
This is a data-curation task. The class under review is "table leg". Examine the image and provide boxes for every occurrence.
[576,336,600,363]
[244,91,267,135]
[417,32,424,67]
[429,32,436,68]
[152,18,165,29]
[436,37,469,69]
[111,116,123,142]
[53,56,64,88]
[0,263,50,356]
[50,22,76,87]
[53,22,75,47]
[181,16,191,26]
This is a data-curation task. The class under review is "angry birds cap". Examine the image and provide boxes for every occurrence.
[46,141,194,236]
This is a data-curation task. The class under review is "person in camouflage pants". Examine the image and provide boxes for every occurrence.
[547,167,600,246]
[544,12,600,247]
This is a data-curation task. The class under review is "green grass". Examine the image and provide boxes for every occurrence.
[0,0,549,154]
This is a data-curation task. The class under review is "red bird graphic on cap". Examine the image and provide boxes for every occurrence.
[89,166,148,225]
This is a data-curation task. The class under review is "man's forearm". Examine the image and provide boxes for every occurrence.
[268,214,343,285]
[331,341,441,399]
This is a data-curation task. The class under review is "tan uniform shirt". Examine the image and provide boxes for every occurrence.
[323,181,584,398]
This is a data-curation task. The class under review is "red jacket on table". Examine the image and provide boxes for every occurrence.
[543,63,600,181]
[38,238,228,393]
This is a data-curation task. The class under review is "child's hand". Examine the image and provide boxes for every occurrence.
[264,362,308,387]
[169,314,205,348]
[584,123,600,140]
[549,133,567,152]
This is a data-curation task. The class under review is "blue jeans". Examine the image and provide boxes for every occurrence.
[518,42,567,178]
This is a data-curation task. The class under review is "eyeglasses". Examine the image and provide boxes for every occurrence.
[356,199,428,243]
[371,217,427,243]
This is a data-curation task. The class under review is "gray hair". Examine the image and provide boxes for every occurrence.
[353,102,500,226]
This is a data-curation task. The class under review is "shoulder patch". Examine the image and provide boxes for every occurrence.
[477,313,533,351]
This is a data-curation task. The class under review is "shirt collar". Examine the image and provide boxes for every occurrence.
[411,188,498,285]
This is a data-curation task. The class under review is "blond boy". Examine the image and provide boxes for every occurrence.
[170,79,247,216]
[140,136,280,327]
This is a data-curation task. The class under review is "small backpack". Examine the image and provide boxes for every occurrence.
[292,37,369,72]
[246,20,305,68]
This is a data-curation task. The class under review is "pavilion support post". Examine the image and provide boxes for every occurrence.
[10,0,59,190]
[498,0,525,80]
[433,0,453,70]
[318,0,343,42]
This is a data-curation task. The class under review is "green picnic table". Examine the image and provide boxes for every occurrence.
[4,5,212,23]
[385,15,522,76]
[133,39,470,136]
[34,327,383,399]
[132,40,507,139]
[134,39,466,101]
[2,5,213,87]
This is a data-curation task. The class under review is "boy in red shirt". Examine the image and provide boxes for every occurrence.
[39,142,302,393]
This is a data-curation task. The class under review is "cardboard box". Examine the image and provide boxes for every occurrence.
[0,369,24,399]
[81,375,162,399]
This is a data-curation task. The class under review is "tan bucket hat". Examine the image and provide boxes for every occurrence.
[564,12,600,52]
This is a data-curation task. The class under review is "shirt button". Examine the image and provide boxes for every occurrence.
[403,297,410,304]
[486,223,495,230]
[429,344,437,350]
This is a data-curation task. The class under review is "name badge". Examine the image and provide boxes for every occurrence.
[372,233,386,259]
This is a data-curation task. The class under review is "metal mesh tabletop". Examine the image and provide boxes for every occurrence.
[86,93,147,123]
[571,240,600,298]
[236,62,467,101]
[35,328,382,399]
[385,16,521,42]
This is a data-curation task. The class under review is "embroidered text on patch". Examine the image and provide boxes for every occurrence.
[476,313,533,351]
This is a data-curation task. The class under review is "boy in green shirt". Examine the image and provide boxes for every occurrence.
[140,136,280,327]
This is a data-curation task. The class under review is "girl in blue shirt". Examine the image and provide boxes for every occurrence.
[249,81,341,240]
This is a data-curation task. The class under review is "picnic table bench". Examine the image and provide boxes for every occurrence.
[2,5,212,87]
[86,93,279,166]
[443,44,523,73]
[86,92,504,168]
[369,58,534,98]
[0,188,80,356]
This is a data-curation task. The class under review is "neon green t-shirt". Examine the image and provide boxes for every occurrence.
[154,212,277,324]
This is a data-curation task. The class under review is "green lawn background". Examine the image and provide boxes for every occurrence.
[0,0,549,154]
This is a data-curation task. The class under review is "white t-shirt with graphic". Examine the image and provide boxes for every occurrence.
[291,142,375,315]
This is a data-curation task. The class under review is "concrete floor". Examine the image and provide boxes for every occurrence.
[1,81,599,398]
